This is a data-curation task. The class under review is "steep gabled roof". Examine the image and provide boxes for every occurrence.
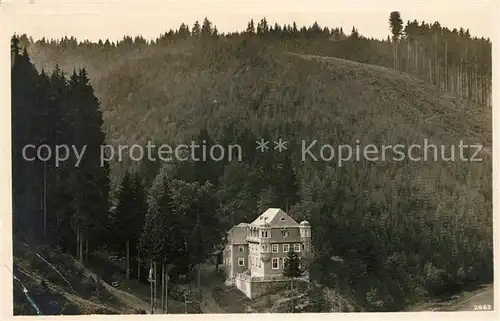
[250,208,299,227]
[227,224,248,244]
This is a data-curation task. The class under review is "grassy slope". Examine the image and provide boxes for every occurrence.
[13,239,202,315]
[13,240,126,314]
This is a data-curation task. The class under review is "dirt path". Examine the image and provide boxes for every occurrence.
[200,291,226,313]
[197,264,227,313]
[103,282,155,313]
[409,284,494,312]
[441,285,493,311]
[82,267,158,313]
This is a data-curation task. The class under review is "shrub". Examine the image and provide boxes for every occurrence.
[365,287,394,311]
[423,263,457,297]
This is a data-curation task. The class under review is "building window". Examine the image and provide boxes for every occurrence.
[238,257,245,266]
[272,244,278,253]
[281,230,289,238]
[283,244,289,252]
[293,243,301,252]
[239,245,245,252]
[272,258,279,269]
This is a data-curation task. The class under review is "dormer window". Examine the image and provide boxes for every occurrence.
[281,230,289,238]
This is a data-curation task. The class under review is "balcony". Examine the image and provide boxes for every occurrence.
[246,235,260,243]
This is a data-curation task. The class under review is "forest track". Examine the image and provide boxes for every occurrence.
[408,284,494,312]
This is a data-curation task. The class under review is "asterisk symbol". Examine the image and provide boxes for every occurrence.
[256,138,269,152]
[274,138,287,152]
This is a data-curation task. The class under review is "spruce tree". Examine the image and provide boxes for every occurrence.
[113,172,136,278]
[389,11,403,69]
[139,172,172,264]
[66,68,110,259]
[283,250,303,278]
[389,11,403,41]
[201,17,213,36]
[192,21,201,37]
[11,36,41,240]
[49,66,74,249]
[246,19,256,34]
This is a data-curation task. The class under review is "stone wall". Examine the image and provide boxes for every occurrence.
[231,274,291,299]
[251,279,289,298]
[233,275,252,298]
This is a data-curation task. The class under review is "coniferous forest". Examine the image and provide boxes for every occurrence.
[11,13,492,314]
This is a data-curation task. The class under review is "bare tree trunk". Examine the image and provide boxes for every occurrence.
[407,40,410,74]
[126,240,130,280]
[85,236,89,261]
[164,263,168,314]
[76,227,80,258]
[137,252,141,281]
[478,69,482,105]
[474,67,478,103]
[43,160,47,240]
[395,41,399,71]
[451,66,455,94]
[415,40,419,75]
[79,231,83,262]
[161,264,164,313]
[429,57,432,84]
[392,41,396,70]
[150,260,154,313]
[468,67,473,100]
[459,50,464,99]
[445,40,448,91]
[154,262,157,311]
[465,47,469,100]
[197,264,201,300]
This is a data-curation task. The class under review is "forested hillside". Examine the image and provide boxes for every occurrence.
[12,13,492,313]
